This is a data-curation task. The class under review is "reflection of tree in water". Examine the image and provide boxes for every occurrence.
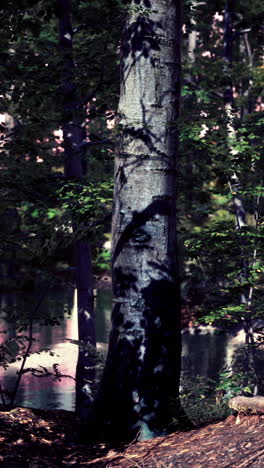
[34,287,75,349]
[14,372,75,410]
[0,288,76,409]
[182,331,228,383]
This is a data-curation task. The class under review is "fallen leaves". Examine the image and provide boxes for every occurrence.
[0,407,263,467]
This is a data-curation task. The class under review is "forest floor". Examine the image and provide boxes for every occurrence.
[0,407,263,467]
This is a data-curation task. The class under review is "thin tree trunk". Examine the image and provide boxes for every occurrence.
[57,0,96,420]
[239,32,253,119]
[74,240,96,420]
[188,1,197,65]
[90,0,183,443]
[224,0,246,229]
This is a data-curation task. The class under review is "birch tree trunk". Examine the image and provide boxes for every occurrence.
[57,0,96,420]
[91,0,183,442]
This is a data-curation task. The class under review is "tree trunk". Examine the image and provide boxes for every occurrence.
[74,240,96,420]
[57,0,96,420]
[224,0,246,229]
[187,1,197,65]
[91,0,183,443]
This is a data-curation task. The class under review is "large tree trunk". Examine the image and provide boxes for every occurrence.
[57,0,96,421]
[91,0,183,443]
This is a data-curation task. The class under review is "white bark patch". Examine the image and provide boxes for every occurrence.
[154,364,163,373]
[132,390,139,403]
[84,310,91,320]
[182,325,217,335]
[154,317,161,327]
[233,197,246,227]
[138,344,146,361]
[137,421,156,441]
[117,321,145,346]
[82,383,93,401]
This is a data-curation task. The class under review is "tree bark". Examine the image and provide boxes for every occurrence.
[187,1,197,65]
[91,0,183,442]
[57,0,96,421]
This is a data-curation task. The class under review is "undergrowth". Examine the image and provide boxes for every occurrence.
[180,375,232,426]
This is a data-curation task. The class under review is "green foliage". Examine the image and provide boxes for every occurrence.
[180,25,264,323]
[201,305,247,326]
[94,247,111,272]
[121,2,154,17]
[180,363,256,425]
[58,181,113,221]
[180,376,231,426]
[216,369,254,398]
[0,0,120,289]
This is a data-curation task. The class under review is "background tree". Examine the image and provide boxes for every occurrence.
[179,0,264,393]
[57,0,97,421]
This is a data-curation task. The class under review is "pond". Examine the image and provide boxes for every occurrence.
[0,288,262,411]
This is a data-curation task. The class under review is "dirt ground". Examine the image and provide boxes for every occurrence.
[0,407,263,467]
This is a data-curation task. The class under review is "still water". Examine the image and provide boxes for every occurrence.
[0,288,259,411]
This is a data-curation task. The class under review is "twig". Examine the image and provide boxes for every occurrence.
[120,455,144,468]
[151,454,168,467]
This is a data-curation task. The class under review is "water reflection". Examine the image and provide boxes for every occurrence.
[0,289,263,411]
[182,328,228,381]
[0,287,77,410]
